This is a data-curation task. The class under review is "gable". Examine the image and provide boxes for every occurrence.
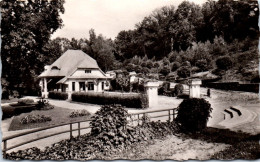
[39,50,99,78]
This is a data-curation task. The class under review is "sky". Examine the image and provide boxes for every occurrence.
[51,0,208,40]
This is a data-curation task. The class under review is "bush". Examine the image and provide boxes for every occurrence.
[48,91,68,100]
[69,109,91,118]
[195,59,208,72]
[174,84,184,96]
[90,105,129,148]
[72,92,148,108]
[18,99,34,105]
[216,56,233,70]
[160,66,171,76]
[20,114,52,124]
[177,66,190,78]
[171,61,181,71]
[176,98,212,132]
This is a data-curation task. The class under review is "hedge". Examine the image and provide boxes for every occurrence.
[48,91,68,100]
[72,92,148,108]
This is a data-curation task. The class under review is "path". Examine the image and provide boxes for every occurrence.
[1,89,259,153]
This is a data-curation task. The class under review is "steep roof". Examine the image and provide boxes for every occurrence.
[39,50,99,78]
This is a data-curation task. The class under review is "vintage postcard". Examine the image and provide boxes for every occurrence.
[1,0,259,160]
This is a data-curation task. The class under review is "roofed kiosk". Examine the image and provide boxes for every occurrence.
[38,50,112,98]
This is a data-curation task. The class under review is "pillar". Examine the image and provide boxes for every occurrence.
[42,78,49,98]
[68,81,72,100]
[145,81,159,108]
[188,79,202,98]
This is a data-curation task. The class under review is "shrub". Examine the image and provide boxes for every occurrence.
[69,109,91,118]
[177,66,190,78]
[90,105,129,148]
[174,84,184,96]
[176,98,212,132]
[160,66,171,76]
[72,92,148,108]
[216,56,233,70]
[48,91,68,100]
[20,114,52,124]
[171,61,181,71]
[18,99,34,105]
[36,98,54,110]
[195,59,208,72]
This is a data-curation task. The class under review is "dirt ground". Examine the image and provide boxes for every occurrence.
[116,134,229,160]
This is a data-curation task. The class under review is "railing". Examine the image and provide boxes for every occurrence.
[2,108,177,158]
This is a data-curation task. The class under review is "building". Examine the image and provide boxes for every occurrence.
[38,50,112,98]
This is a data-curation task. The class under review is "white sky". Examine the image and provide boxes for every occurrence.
[51,0,208,40]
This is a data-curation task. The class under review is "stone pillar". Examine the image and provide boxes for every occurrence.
[188,79,202,98]
[42,78,49,98]
[68,81,72,100]
[75,81,80,92]
[145,81,159,108]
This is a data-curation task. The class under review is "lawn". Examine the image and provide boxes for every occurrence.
[8,106,92,131]
[1,98,19,104]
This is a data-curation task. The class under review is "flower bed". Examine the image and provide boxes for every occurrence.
[20,114,52,124]
[48,91,68,100]
[72,92,148,108]
[69,109,91,118]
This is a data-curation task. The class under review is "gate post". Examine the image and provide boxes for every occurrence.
[188,79,202,98]
[144,81,159,108]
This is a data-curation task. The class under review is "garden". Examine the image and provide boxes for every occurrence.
[5,98,260,160]
[3,98,92,131]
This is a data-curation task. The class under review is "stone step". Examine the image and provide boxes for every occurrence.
[217,106,258,129]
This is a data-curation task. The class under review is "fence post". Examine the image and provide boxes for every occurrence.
[137,114,140,126]
[70,123,72,139]
[78,122,80,137]
[3,140,7,159]
[168,110,171,121]
[173,108,175,120]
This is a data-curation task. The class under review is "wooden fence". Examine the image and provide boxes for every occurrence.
[2,108,177,158]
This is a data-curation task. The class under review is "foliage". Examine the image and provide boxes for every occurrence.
[20,114,51,124]
[89,105,129,149]
[171,62,181,71]
[36,98,54,110]
[160,66,171,76]
[195,59,208,72]
[216,56,233,70]
[48,91,68,100]
[174,84,184,96]
[72,92,148,108]
[177,66,190,78]
[69,109,91,118]
[176,98,212,132]
[1,0,65,96]
[131,80,145,93]
[6,105,179,160]
[17,99,34,105]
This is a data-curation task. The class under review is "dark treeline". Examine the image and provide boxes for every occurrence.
[1,0,259,97]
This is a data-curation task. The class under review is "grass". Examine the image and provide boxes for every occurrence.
[8,106,92,131]
[1,98,19,104]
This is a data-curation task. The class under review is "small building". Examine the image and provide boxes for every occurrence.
[38,50,112,98]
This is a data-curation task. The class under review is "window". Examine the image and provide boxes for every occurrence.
[72,82,75,91]
[88,82,94,91]
[79,82,85,91]
[85,70,91,73]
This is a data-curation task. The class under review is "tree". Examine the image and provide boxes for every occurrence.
[1,0,65,96]
[216,56,233,70]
